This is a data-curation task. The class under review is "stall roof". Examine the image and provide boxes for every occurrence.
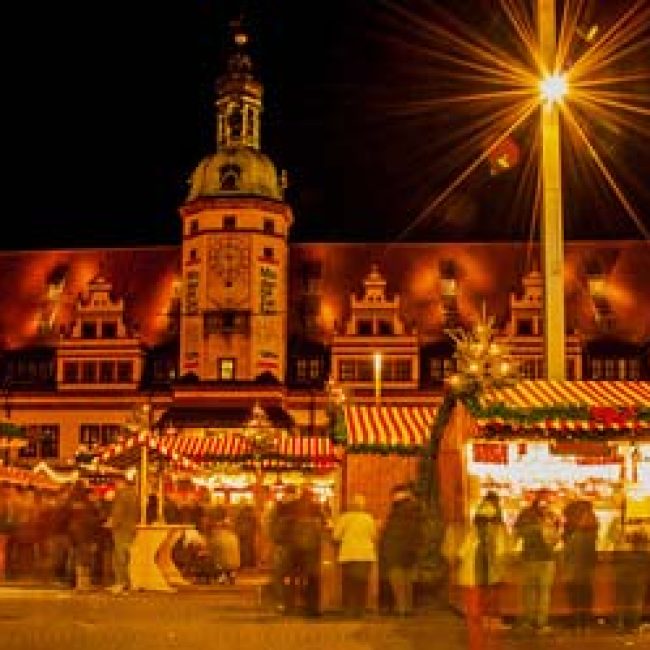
[480,381,650,409]
[343,405,437,452]
[99,432,339,470]
[0,465,59,491]
[473,380,650,434]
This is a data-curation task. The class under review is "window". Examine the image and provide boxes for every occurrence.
[102,321,117,339]
[263,247,274,260]
[80,424,120,447]
[357,360,373,381]
[628,358,641,380]
[591,358,603,379]
[516,319,534,336]
[296,359,307,382]
[219,358,235,381]
[82,361,96,383]
[40,425,59,458]
[189,219,199,235]
[223,215,236,230]
[377,320,393,336]
[189,249,198,263]
[222,312,236,331]
[263,219,274,234]
[339,360,355,381]
[117,361,133,383]
[185,271,199,315]
[19,425,59,459]
[430,358,444,382]
[393,360,412,381]
[356,320,372,336]
[81,322,97,339]
[63,362,78,383]
[99,361,114,383]
[521,359,537,379]
[309,359,320,380]
[567,358,576,380]
[604,358,617,380]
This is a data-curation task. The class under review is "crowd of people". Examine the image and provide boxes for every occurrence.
[1,477,649,634]
[442,490,650,645]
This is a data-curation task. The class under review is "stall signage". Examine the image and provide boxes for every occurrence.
[551,441,616,458]
[589,406,637,427]
[473,442,508,464]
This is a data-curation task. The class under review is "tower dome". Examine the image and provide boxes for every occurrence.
[185,19,284,203]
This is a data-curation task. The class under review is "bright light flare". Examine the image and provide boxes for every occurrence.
[540,73,568,103]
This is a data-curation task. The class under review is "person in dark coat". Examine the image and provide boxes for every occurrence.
[380,485,424,616]
[286,487,325,616]
[562,499,598,634]
[235,504,258,569]
[66,481,102,591]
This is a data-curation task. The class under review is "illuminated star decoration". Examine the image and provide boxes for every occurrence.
[385,0,650,242]
[445,305,519,396]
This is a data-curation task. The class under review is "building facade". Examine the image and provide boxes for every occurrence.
[0,24,649,470]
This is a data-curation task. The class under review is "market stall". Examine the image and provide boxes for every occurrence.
[437,379,650,616]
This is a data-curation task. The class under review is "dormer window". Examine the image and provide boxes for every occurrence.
[516,318,533,336]
[263,219,274,234]
[378,320,393,336]
[190,219,199,235]
[81,322,97,339]
[102,322,117,339]
[357,320,372,336]
[189,249,198,263]
[223,215,237,230]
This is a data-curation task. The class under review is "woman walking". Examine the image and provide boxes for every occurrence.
[332,494,377,617]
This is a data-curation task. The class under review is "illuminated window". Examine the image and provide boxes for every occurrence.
[297,359,307,381]
[604,358,616,379]
[591,359,603,379]
[357,360,373,381]
[339,360,354,381]
[627,358,641,380]
[219,358,235,381]
[19,425,59,459]
[393,359,412,381]
[309,359,320,379]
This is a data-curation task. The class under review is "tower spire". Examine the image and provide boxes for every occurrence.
[215,17,263,151]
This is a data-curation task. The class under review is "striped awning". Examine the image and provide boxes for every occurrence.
[99,432,339,469]
[475,380,650,433]
[0,465,59,491]
[343,405,437,450]
[480,381,650,408]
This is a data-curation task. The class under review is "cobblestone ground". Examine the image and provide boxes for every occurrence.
[0,589,647,650]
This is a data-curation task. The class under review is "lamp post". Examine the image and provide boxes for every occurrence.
[373,352,382,406]
[537,0,567,380]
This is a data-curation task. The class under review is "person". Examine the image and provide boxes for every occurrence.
[207,513,241,584]
[235,504,258,569]
[105,476,139,594]
[332,493,377,618]
[286,487,325,616]
[446,493,510,649]
[561,499,598,634]
[380,485,424,616]
[267,486,298,611]
[608,515,650,635]
[513,494,560,633]
[66,481,102,591]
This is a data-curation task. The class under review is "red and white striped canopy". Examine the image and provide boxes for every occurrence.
[100,432,338,468]
[476,381,650,433]
[343,405,437,449]
[480,381,650,409]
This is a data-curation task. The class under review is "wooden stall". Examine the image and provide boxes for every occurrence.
[438,380,650,617]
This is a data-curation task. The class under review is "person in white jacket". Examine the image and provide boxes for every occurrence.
[332,494,377,617]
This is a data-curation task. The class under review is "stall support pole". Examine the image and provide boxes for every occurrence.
[140,443,148,525]
[157,465,165,523]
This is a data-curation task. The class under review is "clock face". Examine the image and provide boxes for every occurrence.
[207,236,250,306]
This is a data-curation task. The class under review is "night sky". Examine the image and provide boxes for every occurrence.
[7,0,650,250]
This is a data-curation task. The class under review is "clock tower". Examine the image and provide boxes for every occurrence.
[179,20,292,383]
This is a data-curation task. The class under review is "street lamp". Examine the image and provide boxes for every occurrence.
[540,73,568,105]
